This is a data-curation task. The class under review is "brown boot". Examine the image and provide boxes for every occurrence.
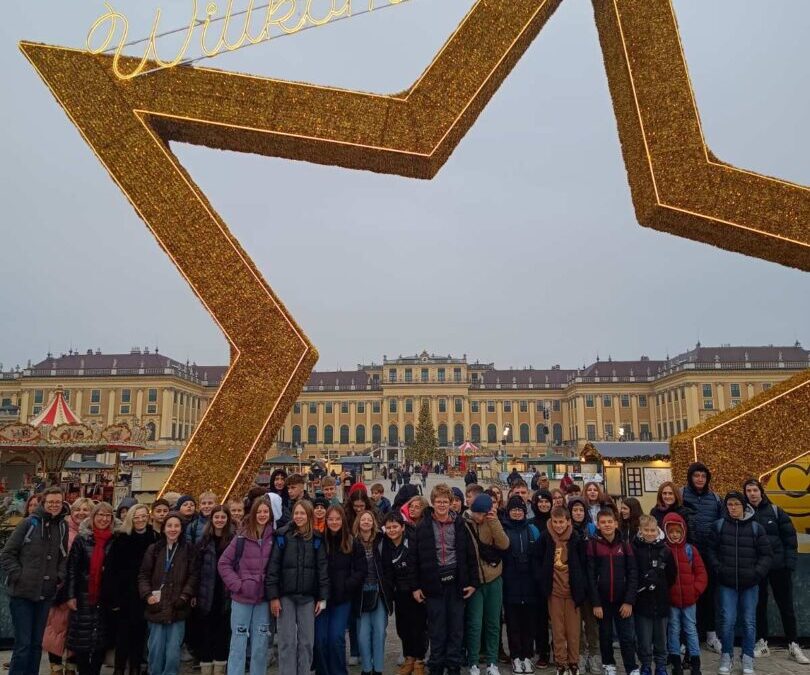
[49,664,64,675]
[412,660,426,675]
[398,657,415,675]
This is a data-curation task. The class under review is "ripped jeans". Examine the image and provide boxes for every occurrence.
[228,601,272,675]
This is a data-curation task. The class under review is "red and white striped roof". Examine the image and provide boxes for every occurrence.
[30,389,81,427]
[458,441,479,454]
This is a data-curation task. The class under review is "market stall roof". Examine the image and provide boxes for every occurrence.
[471,456,498,463]
[30,388,80,427]
[263,454,300,465]
[591,441,669,459]
[124,448,181,463]
[338,455,377,464]
[64,459,114,470]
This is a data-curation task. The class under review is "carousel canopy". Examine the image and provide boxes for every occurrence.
[458,441,479,454]
[30,388,80,427]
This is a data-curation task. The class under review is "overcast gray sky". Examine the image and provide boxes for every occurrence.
[1,1,808,373]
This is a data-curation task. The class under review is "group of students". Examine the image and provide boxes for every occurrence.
[0,461,807,675]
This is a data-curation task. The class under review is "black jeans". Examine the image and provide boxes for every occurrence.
[395,591,428,660]
[505,604,537,661]
[426,584,465,672]
[635,614,667,668]
[74,650,106,675]
[756,570,797,643]
[597,602,637,672]
[535,596,550,660]
[114,611,149,672]
[197,606,231,663]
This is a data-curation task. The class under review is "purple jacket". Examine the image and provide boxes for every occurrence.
[217,529,273,605]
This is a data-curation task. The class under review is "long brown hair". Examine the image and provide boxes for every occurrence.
[290,500,314,541]
[584,481,609,505]
[655,481,682,509]
[243,496,273,541]
[325,505,353,555]
[352,509,379,547]
[202,504,235,550]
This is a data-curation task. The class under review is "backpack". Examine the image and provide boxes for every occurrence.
[23,516,68,559]
[274,533,322,553]
[714,518,763,537]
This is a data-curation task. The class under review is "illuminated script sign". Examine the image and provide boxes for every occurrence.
[87,0,406,80]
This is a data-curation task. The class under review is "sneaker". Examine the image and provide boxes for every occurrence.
[578,656,588,674]
[397,654,406,666]
[742,655,754,675]
[522,659,535,674]
[535,658,549,670]
[706,636,723,655]
[555,667,567,675]
[602,666,617,675]
[753,640,769,658]
[512,659,526,674]
[589,656,602,675]
[718,654,731,675]
[470,666,481,675]
[487,666,503,675]
[629,669,641,675]
[640,667,651,675]
[789,643,810,665]
[180,647,194,663]
[348,656,359,666]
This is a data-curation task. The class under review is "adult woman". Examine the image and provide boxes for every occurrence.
[619,497,642,542]
[43,498,93,675]
[65,502,117,675]
[400,496,428,534]
[217,498,274,675]
[314,506,366,675]
[267,500,329,675]
[138,512,198,675]
[550,488,566,510]
[150,499,170,534]
[584,482,610,524]
[196,505,235,675]
[107,504,157,675]
[24,493,40,516]
[353,511,390,675]
[650,482,692,533]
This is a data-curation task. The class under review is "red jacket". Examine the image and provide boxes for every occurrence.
[663,512,707,608]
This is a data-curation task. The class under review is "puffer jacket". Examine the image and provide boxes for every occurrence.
[185,514,208,546]
[501,517,541,605]
[325,535,367,606]
[265,524,329,603]
[196,531,233,615]
[744,480,797,571]
[650,504,694,541]
[217,527,273,605]
[0,505,68,601]
[412,508,478,599]
[707,506,772,590]
[586,532,637,607]
[65,521,117,654]
[138,538,198,623]
[106,526,158,621]
[681,462,722,548]
[663,513,707,608]
[631,528,675,618]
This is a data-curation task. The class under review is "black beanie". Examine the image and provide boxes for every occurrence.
[506,495,527,514]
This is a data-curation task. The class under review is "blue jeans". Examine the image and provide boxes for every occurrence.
[147,621,185,675]
[8,596,52,675]
[357,589,388,673]
[228,601,272,675]
[668,605,700,657]
[314,601,351,675]
[718,585,757,658]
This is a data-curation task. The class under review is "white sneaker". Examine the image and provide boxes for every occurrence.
[629,669,640,675]
[488,665,503,675]
[348,656,359,666]
[523,658,536,674]
[590,656,602,675]
[718,654,731,675]
[742,655,754,675]
[578,655,588,673]
[789,642,810,665]
[180,646,194,663]
[753,639,770,658]
[513,659,526,674]
[470,666,482,675]
[706,636,723,655]
[602,666,617,675]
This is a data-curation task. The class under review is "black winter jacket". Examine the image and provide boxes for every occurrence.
[0,505,68,601]
[501,518,541,605]
[356,534,392,616]
[324,536,366,606]
[412,508,478,599]
[106,527,158,621]
[380,533,416,597]
[537,528,588,606]
[680,463,723,548]
[586,532,638,607]
[65,524,117,654]
[195,532,232,616]
[707,508,772,590]
[749,497,797,571]
[631,531,675,618]
[265,524,329,603]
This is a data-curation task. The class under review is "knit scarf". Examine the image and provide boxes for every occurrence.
[89,527,112,604]
[546,519,572,565]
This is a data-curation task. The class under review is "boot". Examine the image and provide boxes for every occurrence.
[689,656,701,675]
[50,664,64,675]
[213,662,227,675]
[199,662,213,675]
[413,660,426,675]
[398,657,416,675]
[669,655,682,675]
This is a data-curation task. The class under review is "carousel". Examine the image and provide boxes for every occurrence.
[0,386,148,494]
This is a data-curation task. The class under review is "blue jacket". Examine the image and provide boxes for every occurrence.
[681,463,722,549]
[501,518,540,605]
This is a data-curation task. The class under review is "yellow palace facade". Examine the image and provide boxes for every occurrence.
[1,343,808,464]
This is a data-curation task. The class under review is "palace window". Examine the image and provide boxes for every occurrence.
[438,368,445,382]
[702,384,712,398]
[730,383,741,398]
[34,390,43,404]
[325,402,333,414]
[487,401,495,413]
[340,425,349,444]
[372,401,381,414]
[587,424,596,441]
[405,398,413,413]
[605,423,614,439]
[309,402,317,414]
[503,400,512,413]
[603,394,612,407]
[120,404,130,415]
[389,399,397,413]
[308,425,317,444]
[356,425,366,444]
[389,369,397,383]
[292,426,301,445]
[471,401,479,413]
[357,401,365,414]
[371,425,381,443]
[519,400,528,413]
[585,394,595,408]
[519,424,529,443]
[453,368,462,382]
[621,394,630,408]
[703,399,714,410]
[638,394,647,407]
[293,402,301,414]
[404,369,412,382]
[552,400,561,412]
[487,424,497,443]
[455,398,463,413]
[640,423,651,440]
[91,389,100,404]
[421,368,429,383]
[471,424,481,443]
[341,401,349,414]
[438,398,447,413]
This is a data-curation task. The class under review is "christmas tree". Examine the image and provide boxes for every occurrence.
[406,399,444,465]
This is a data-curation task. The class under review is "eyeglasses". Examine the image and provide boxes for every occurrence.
[44,500,62,507]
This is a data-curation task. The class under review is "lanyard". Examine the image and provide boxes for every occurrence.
[160,543,179,589]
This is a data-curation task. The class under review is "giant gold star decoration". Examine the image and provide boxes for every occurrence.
[20,0,808,498]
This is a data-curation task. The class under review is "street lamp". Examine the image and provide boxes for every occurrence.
[501,424,511,473]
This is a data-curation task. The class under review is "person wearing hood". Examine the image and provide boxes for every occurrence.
[462,493,510,675]
[64,502,118,675]
[663,512,707,675]
[679,462,723,652]
[115,496,138,523]
[538,506,588,675]
[502,496,541,675]
[742,479,808,664]
[567,498,599,675]
[400,496,429,535]
[529,489,553,668]
[266,491,287,530]
[706,492,772,675]
[450,487,466,516]
[631,515,675,675]
[217,497,274,675]
[1,486,69,675]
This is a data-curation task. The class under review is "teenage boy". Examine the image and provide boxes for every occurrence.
[632,515,675,675]
[371,483,392,515]
[285,473,308,504]
[743,479,809,663]
[412,483,478,675]
[539,506,587,675]
[450,488,466,515]
[586,509,639,675]
[466,484,484,509]
[707,492,772,675]
[186,490,218,544]
[320,476,341,507]
[463,493,510,675]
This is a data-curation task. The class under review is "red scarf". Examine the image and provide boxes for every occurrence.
[88,527,112,604]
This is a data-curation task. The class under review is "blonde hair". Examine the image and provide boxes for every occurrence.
[70,497,94,514]
[198,490,217,502]
[119,504,151,535]
[638,514,658,529]
[291,500,314,540]
[430,483,453,503]
[90,501,115,531]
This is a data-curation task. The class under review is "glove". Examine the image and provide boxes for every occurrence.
[173,596,188,610]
